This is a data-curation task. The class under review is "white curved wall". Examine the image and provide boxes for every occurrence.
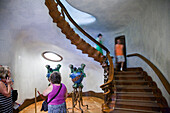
[12,39,103,104]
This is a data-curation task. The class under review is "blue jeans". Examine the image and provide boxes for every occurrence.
[48,102,67,113]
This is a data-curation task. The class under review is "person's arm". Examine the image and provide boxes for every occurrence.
[0,78,12,97]
[64,88,68,100]
[115,45,117,57]
[43,84,52,96]
[122,45,124,54]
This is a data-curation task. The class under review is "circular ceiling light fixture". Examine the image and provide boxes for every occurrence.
[42,51,63,62]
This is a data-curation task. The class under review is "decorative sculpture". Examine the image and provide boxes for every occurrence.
[68,63,88,113]
[45,64,61,79]
[69,64,86,88]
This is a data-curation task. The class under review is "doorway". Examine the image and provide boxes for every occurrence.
[115,35,127,70]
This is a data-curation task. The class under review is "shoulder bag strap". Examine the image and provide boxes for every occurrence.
[47,83,62,104]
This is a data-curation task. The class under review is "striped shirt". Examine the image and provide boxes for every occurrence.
[0,81,13,113]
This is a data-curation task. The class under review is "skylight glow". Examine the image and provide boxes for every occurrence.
[57,0,96,27]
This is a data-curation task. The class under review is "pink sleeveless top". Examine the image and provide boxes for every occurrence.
[47,83,66,105]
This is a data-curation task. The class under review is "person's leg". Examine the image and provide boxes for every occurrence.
[116,56,121,71]
[116,62,120,71]
[120,62,124,71]
[120,55,125,71]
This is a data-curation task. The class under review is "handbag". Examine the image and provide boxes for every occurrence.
[41,84,62,111]
[12,90,18,102]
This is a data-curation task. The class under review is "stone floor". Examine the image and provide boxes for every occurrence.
[19,97,104,113]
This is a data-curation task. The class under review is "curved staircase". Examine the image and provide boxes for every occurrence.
[108,68,170,113]
[44,0,169,113]
[45,0,105,64]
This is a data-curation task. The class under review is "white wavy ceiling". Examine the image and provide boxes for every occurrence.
[66,0,148,32]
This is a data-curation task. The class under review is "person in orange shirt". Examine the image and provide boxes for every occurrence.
[115,39,125,71]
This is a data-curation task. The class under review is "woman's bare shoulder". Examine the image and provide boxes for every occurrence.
[0,81,5,85]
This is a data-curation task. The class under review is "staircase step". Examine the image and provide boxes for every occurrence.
[116,85,152,89]
[92,51,101,60]
[71,37,83,45]
[113,80,151,85]
[115,75,144,80]
[116,92,153,95]
[111,108,160,113]
[88,48,96,57]
[65,28,75,37]
[125,67,143,72]
[115,71,142,75]
[76,42,89,50]
[115,75,143,77]
[116,93,158,101]
[115,99,160,112]
[82,44,92,54]
[116,85,156,92]
[116,99,157,103]
[48,10,61,19]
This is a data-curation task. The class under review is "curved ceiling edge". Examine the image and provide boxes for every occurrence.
[58,0,96,27]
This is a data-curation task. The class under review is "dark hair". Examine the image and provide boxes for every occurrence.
[50,72,61,84]
[97,33,102,37]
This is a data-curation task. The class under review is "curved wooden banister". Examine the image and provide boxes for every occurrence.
[127,53,170,94]
[45,0,115,111]
[100,53,114,90]
[55,0,114,94]
[55,0,109,53]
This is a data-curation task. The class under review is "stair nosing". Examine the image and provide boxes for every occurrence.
[116,99,158,103]
[115,107,160,113]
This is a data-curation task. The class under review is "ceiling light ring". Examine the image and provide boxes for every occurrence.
[42,51,63,62]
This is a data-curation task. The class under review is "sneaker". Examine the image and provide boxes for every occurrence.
[120,67,123,71]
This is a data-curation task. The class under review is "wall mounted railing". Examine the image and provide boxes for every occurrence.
[127,53,170,94]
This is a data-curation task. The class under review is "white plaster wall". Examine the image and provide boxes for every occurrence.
[0,0,104,104]
[124,0,170,106]
[12,39,103,104]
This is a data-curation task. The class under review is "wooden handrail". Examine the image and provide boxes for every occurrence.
[46,0,115,111]
[100,53,114,90]
[55,0,115,92]
[55,0,109,53]
[127,53,170,94]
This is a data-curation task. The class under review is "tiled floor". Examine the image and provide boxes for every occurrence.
[19,97,104,113]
